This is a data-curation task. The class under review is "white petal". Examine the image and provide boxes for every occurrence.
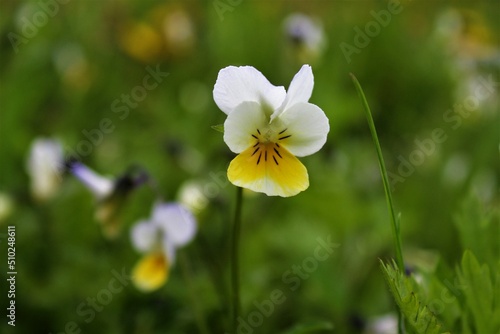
[69,162,114,199]
[223,101,268,153]
[26,138,64,201]
[278,102,329,157]
[271,65,314,121]
[367,314,398,334]
[152,203,197,247]
[130,220,158,252]
[213,66,286,114]
[162,237,177,265]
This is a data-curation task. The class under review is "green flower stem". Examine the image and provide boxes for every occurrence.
[350,73,405,333]
[230,186,243,332]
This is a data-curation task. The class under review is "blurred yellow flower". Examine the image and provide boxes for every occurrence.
[119,22,164,64]
[130,202,197,292]
[132,251,169,292]
[213,65,329,197]
[118,6,196,63]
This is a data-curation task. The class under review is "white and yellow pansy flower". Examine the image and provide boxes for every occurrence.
[26,138,64,202]
[66,160,146,238]
[213,64,329,197]
[130,202,197,292]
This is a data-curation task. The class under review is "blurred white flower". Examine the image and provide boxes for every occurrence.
[161,8,196,56]
[130,202,197,292]
[26,138,64,202]
[434,9,499,115]
[284,13,326,63]
[434,8,497,62]
[177,180,209,215]
[364,313,398,334]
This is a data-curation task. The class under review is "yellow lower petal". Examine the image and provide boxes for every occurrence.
[227,143,309,197]
[132,252,169,292]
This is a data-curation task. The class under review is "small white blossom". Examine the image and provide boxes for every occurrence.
[365,314,398,334]
[177,180,209,214]
[26,138,64,201]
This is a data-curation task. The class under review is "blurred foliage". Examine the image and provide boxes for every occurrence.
[0,0,499,333]
[381,197,500,333]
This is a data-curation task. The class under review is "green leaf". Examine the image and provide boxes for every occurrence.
[420,271,461,329]
[350,73,404,271]
[380,260,448,334]
[493,265,500,332]
[211,124,224,133]
[281,320,334,334]
[457,250,499,334]
[460,315,473,334]
[454,196,499,268]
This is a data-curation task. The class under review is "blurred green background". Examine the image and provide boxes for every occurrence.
[0,0,498,333]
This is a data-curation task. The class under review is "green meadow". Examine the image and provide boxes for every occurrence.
[0,1,498,333]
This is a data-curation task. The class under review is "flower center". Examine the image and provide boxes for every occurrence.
[250,128,292,165]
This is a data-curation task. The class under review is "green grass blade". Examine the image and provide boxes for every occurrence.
[350,73,405,271]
